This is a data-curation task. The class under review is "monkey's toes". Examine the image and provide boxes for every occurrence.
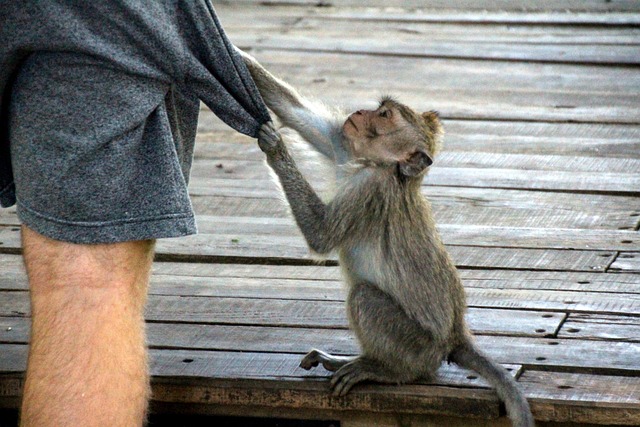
[331,363,365,397]
[299,350,321,370]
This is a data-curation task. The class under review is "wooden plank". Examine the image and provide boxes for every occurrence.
[193,143,640,173]
[219,8,640,44]
[0,345,24,374]
[225,50,640,124]
[155,265,640,296]
[423,167,640,194]
[443,122,640,159]
[215,3,640,26]
[196,115,640,159]
[173,217,640,251]
[157,233,617,272]
[320,10,640,26]
[0,345,505,420]
[341,413,511,427]
[4,282,639,325]
[222,0,640,13]
[186,176,640,228]
[519,371,640,425]
[165,215,640,251]
[610,252,640,273]
[0,253,344,282]
[0,293,566,336]
[559,313,640,342]
[462,287,639,315]
[457,270,640,294]
[0,226,620,271]
[0,318,28,344]
[3,253,637,294]
[237,32,640,65]
[151,358,506,421]
[3,332,639,376]
[190,158,640,194]
[0,310,562,354]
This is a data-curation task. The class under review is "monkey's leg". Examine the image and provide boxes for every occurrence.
[300,349,357,372]
[330,282,445,396]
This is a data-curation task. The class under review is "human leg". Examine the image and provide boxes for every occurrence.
[20,226,154,427]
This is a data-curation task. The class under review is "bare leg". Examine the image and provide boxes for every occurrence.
[20,226,154,427]
[300,349,356,372]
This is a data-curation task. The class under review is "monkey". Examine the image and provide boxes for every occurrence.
[241,48,535,427]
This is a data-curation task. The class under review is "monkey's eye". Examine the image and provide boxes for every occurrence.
[379,110,391,118]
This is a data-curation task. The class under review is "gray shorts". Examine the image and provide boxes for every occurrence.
[9,51,199,244]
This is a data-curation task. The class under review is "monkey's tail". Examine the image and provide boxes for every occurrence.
[448,340,535,427]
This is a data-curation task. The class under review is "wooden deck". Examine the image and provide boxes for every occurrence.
[1,1,640,425]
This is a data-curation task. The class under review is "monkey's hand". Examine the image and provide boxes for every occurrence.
[258,121,285,157]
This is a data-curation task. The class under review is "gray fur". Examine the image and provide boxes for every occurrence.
[247,50,534,427]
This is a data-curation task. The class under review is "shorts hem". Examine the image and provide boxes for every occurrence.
[17,202,197,244]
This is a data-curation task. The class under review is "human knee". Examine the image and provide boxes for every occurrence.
[22,225,155,291]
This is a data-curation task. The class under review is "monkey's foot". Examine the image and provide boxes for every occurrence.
[300,349,356,372]
[331,359,398,397]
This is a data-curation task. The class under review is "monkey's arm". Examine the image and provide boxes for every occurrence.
[237,48,349,163]
[258,123,340,254]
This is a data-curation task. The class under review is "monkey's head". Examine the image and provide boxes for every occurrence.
[342,96,443,178]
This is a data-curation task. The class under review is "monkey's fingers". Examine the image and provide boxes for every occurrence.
[257,121,283,154]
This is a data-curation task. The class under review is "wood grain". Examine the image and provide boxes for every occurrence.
[558,313,640,342]
[219,0,640,13]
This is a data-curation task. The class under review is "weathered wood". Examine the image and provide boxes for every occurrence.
[0,292,566,335]
[559,313,640,343]
[193,143,640,173]
[186,180,640,230]
[219,8,640,44]
[3,254,637,295]
[154,265,640,296]
[519,371,640,425]
[0,345,504,419]
[610,252,640,273]
[156,234,617,271]
[234,30,640,66]
[148,216,640,251]
[228,50,640,123]
[215,2,640,27]
[320,10,640,26]
[1,2,638,424]
[219,0,640,13]
[0,226,620,271]
[458,270,640,294]
[196,114,640,160]
[341,413,511,427]
[190,158,640,194]
[3,332,639,380]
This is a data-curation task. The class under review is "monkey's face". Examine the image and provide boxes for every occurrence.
[343,97,442,177]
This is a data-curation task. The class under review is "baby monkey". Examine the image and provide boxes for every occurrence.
[242,49,534,427]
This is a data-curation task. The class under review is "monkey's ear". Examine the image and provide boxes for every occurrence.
[421,111,443,136]
[398,150,433,177]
